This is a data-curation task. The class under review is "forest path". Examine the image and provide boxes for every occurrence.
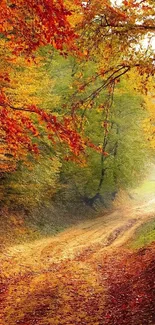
[1,196,155,279]
[1,196,155,325]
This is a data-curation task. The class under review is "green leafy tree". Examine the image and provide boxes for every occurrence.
[1,155,62,210]
[59,79,150,209]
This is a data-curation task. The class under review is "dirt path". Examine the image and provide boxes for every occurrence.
[0,198,155,325]
[1,198,155,278]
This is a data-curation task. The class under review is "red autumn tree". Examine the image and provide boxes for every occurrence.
[0,0,155,172]
[0,0,86,172]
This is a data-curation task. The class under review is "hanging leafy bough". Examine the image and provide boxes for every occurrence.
[0,0,82,170]
[1,100,108,168]
[0,0,77,54]
[0,0,109,172]
[0,0,155,172]
[69,0,155,114]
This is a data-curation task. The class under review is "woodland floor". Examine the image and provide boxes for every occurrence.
[0,195,155,325]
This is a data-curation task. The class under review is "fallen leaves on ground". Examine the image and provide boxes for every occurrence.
[0,241,155,325]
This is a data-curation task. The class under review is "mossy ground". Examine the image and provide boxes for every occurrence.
[128,218,155,249]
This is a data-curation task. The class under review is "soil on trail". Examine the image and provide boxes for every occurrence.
[1,198,155,276]
[0,198,155,325]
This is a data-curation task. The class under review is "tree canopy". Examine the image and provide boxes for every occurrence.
[0,0,155,174]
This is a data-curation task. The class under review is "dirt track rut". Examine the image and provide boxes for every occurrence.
[1,198,155,278]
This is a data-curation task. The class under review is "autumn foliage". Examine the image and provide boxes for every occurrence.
[99,245,155,325]
[0,0,81,171]
[0,0,155,172]
[0,2,155,323]
[1,242,155,325]
[0,0,76,53]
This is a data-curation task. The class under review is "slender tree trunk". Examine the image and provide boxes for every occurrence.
[112,124,119,198]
